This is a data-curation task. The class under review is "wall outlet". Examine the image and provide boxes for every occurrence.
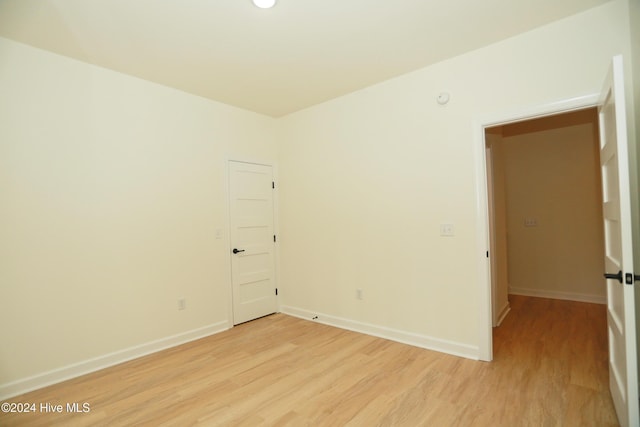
[356,289,364,300]
[178,298,186,310]
[440,223,455,236]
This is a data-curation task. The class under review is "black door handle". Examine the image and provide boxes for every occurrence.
[233,248,245,254]
[604,270,623,283]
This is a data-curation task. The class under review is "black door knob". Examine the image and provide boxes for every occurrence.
[604,270,623,283]
[233,248,245,254]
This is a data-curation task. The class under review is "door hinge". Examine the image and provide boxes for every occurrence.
[275,288,278,296]
[625,273,640,285]
[486,251,489,258]
[273,235,276,243]
[272,181,275,189]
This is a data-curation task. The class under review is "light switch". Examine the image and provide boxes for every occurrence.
[215,228,223,239]
[524,218,538,227]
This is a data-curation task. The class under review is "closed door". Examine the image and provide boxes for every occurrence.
[599,55,638,427]
[228,161,277,325]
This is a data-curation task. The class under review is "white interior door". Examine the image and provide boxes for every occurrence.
[599,55,639,427]
[229,161,277,325]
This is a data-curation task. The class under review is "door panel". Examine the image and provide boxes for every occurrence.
[599,55,638,427]
[229,161,277,325]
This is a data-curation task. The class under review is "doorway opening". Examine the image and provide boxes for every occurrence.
[485,108,605,329]
[474,94,601,362]
[476,57,638,425]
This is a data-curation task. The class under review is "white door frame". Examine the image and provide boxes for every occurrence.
[484,143,498,327]
[474,94,599,361]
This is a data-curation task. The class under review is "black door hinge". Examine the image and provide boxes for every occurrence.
[275,288,278,296]
[486,251,489,258]
[273,235,276,243]
[272,181,275,189]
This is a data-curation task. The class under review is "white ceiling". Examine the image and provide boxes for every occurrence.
[0,0,612,117]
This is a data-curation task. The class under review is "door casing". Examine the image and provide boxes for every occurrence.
[474,94,600,361]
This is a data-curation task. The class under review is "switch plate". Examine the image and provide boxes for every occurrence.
[440,223,455,236]
[356,289,363,300]
[215,228,223,239]
[178,298,186,310]
[524,218,538,227]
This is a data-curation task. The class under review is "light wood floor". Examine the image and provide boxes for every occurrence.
[1,295,617,426]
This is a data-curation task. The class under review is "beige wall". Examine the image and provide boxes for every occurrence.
[496,110,605,302]
[0,37,278,388]
[278,0,631,351]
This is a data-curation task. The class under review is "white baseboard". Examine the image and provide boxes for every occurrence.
[280,306,478,360]
[495,302,511,327]
[0,321,230,400]
[508,287,606,305]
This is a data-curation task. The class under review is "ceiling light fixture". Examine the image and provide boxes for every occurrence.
[252,0,277,8]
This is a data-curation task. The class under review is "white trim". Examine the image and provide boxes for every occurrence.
[473,114,493,361]
[474,93,600,362]
[280,306,479,360]
[223,158,234,327]
[475,94,600,128]
[495,302,511,327]
[485,143,498,327]
[509,287,606,305]
[0,321,230,400]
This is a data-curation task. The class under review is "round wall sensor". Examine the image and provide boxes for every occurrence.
[437,92,450,105]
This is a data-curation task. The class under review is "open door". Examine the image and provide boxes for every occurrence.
[599,55,639,427]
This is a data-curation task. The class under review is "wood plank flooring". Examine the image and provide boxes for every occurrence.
[1,295,618,426]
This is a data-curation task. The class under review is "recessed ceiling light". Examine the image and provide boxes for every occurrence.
[252,0,277,8]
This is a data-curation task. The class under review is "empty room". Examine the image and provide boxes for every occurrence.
[1,0,639,426]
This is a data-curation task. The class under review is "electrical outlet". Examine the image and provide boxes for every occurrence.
[356,289,364,300]
[178,298,186,310]
[440,223,455,236]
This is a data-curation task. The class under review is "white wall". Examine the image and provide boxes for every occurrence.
[278,0,633,356]
[1,0,636,396]
[0,37,277,393]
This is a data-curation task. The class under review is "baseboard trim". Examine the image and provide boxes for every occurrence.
[280,306,478,360]
[495,302,511,327]
[0,320,231,400]
[509,287,606,305]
